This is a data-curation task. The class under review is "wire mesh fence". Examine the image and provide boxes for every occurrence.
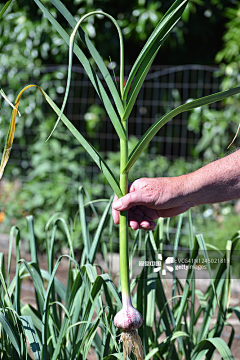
[64,63,221,160]
[3,63,239,248]
[2,64,222,190]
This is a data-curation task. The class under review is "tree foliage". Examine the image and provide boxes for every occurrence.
[188,1,240,159]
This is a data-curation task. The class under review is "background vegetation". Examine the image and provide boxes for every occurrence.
[1,0,240,254]
[1,1,240,358]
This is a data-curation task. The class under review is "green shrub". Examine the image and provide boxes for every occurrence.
[188,3,240,160]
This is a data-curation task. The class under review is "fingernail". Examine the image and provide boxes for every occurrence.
[141,222,152,229]
[113,199,122,210]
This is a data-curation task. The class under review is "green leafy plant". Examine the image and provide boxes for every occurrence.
[0,201,121,360]
[1,0,240,356]
[188,3,240,160]
[0,206,239,359]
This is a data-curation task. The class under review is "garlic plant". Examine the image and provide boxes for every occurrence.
[1,0,240,357]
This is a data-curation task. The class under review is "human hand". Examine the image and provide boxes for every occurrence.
[112,177,193,231]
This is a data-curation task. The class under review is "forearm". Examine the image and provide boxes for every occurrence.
[183,150,240,207]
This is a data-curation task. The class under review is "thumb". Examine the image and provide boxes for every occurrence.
[112,191,143,211]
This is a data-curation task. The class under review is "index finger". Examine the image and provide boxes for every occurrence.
[112,194,120,225]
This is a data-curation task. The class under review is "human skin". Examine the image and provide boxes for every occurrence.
[112,149,240,231]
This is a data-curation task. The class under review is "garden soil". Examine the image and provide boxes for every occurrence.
[0,235,239,360]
